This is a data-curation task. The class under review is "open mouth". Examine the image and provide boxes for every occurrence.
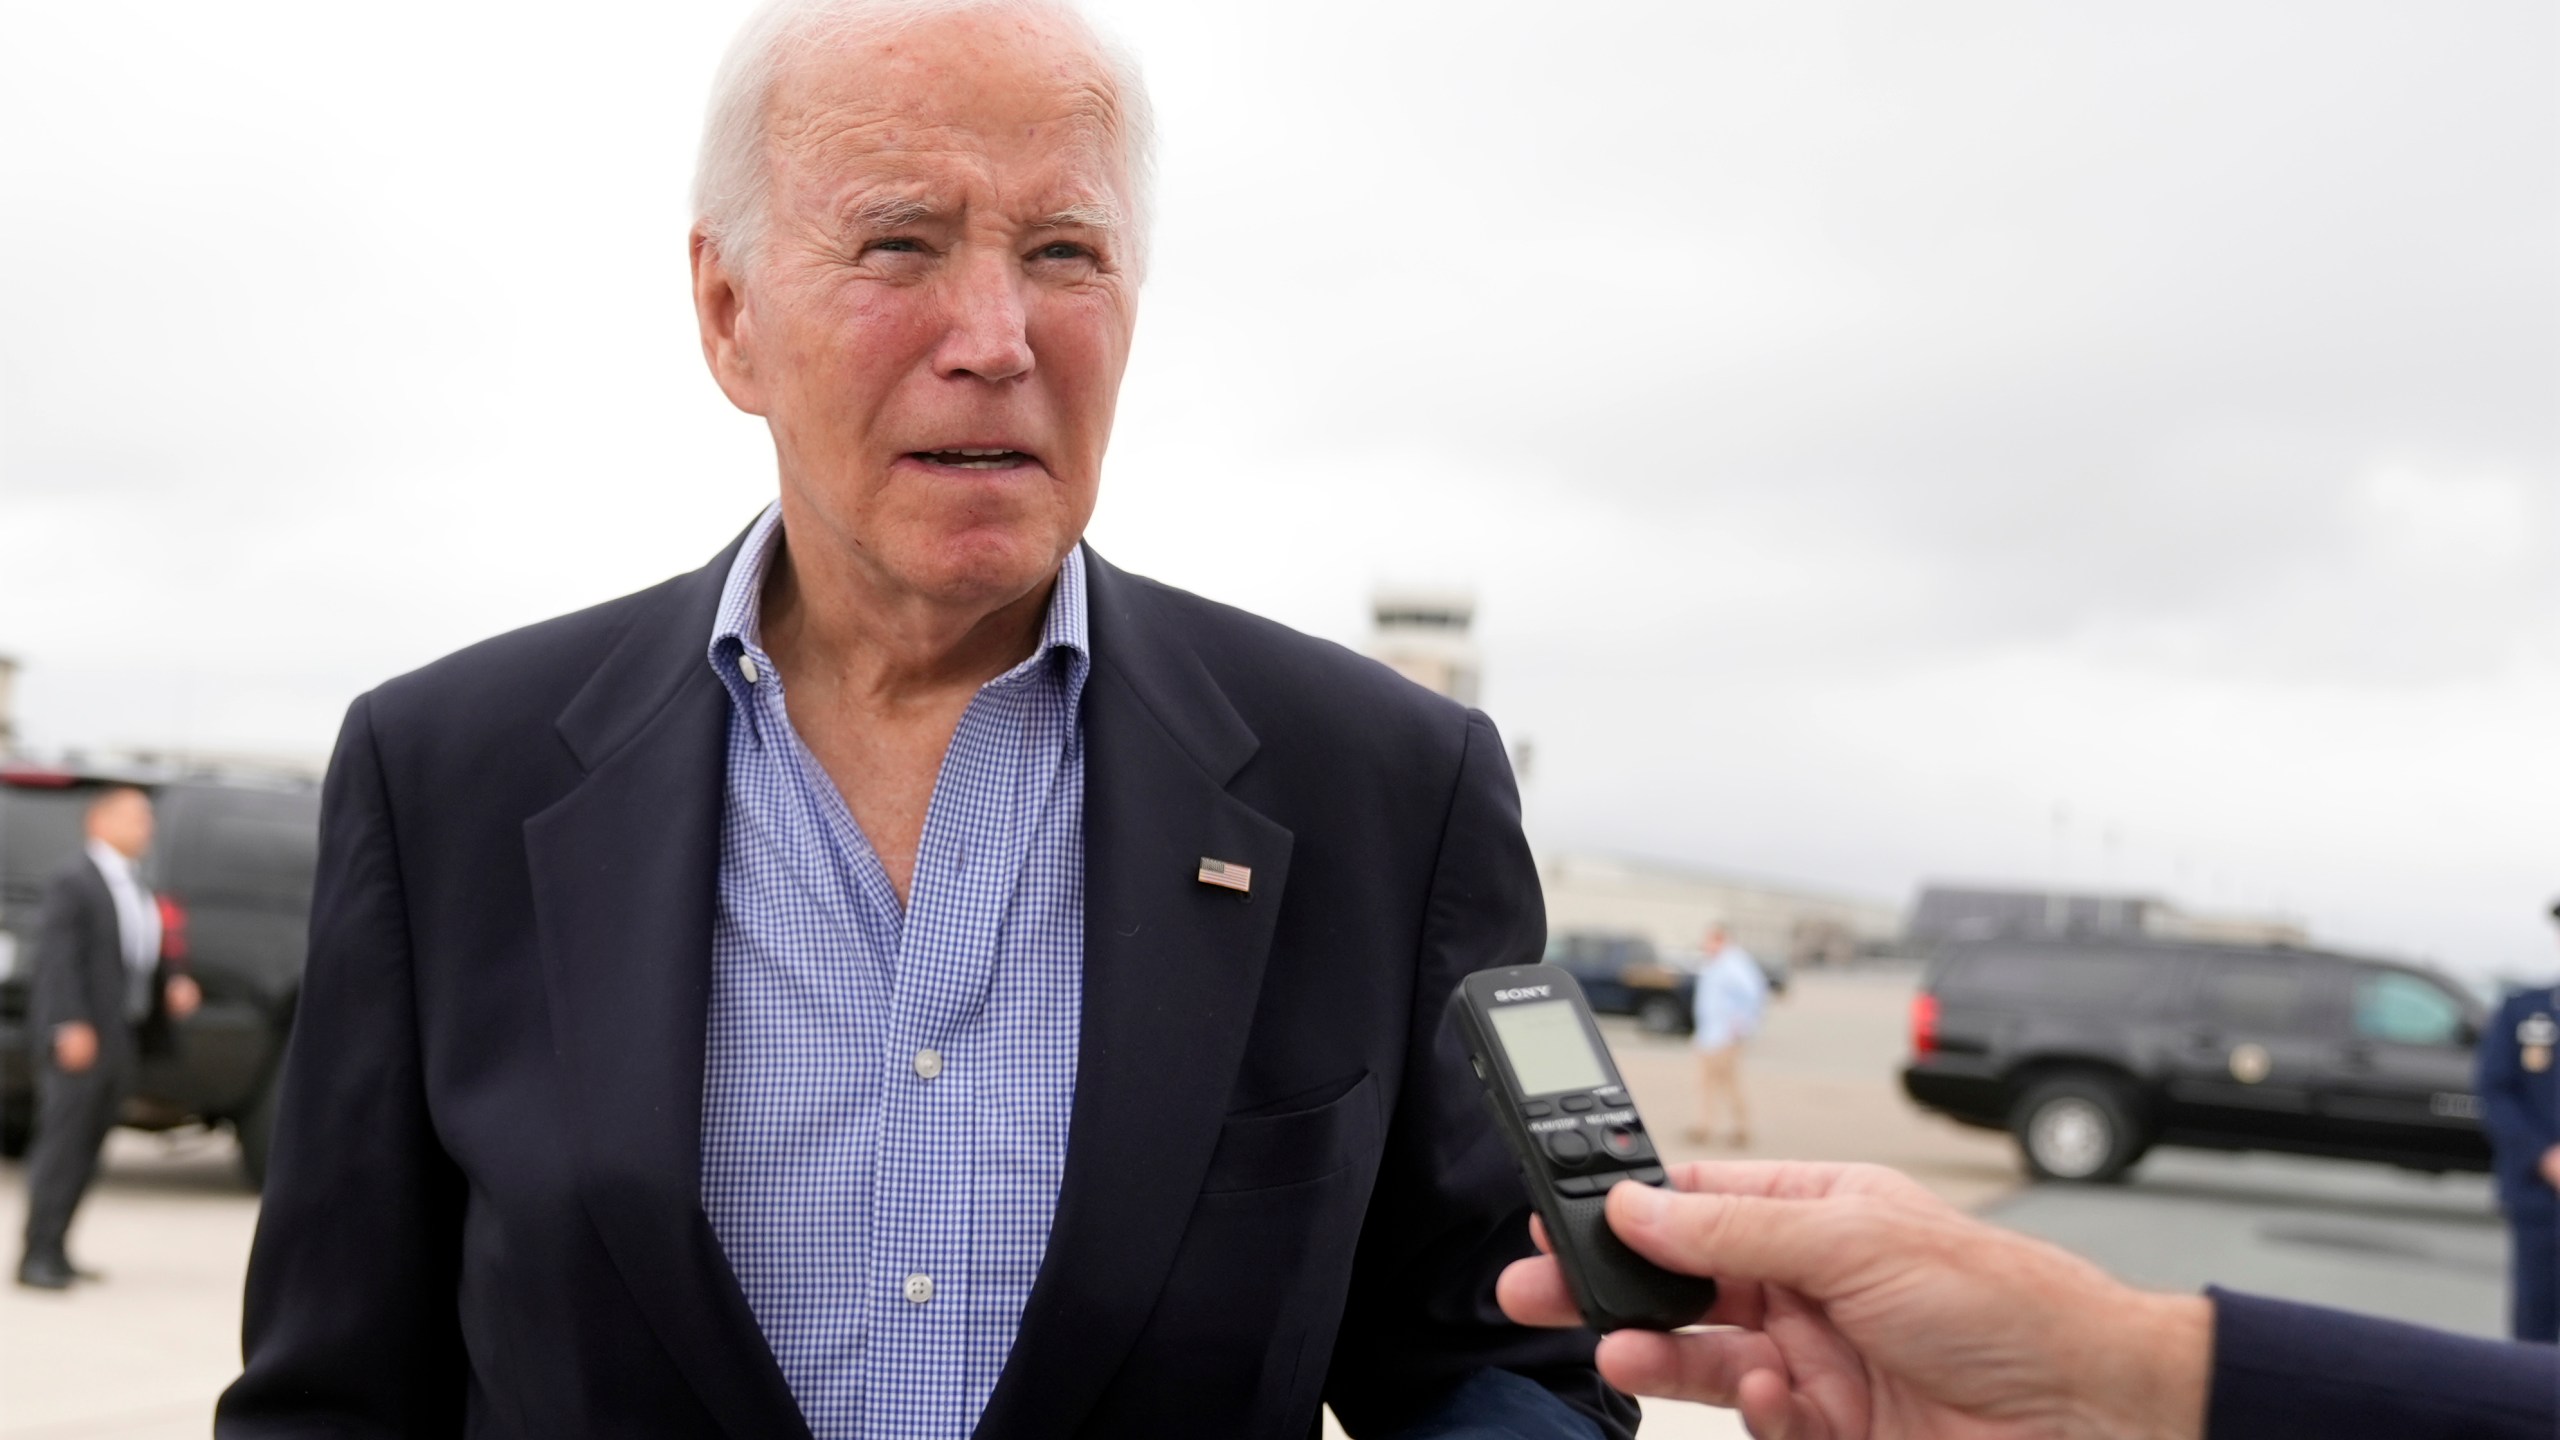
[909,448,1037,471]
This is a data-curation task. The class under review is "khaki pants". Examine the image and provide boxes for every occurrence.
[1694,1042,1748,1144]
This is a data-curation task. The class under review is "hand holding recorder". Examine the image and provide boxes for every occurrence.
[1452,965,1719,1331]
[1497,1159,2212,1440]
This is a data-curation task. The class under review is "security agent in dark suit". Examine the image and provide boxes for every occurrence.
[17,785,201,1290]
[2476,900,2560,1342]
[1501,1159,2560,1440]
[218,3,1622,1434]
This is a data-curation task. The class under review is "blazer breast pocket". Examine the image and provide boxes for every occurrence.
[1198,1071,1380,1194]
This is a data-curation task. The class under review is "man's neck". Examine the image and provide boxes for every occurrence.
[759,539,1055,705]
[85,837,136,875]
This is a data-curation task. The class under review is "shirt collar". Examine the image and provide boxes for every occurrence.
[84,837,136,886]
[706,501,1093,736]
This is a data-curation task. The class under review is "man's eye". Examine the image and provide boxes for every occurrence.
[866,237,925,255]
[1033,242,1093,262]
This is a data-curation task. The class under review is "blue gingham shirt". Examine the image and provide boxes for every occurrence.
[701,503,1088,1439]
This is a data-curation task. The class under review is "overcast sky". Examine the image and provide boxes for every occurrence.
[2,1,2552,976]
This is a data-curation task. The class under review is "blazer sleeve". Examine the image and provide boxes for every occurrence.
[1322,710,1637,1440]
[28,866,101,1035]
[216,694,469,1436]
[2206,1288,2560,1440]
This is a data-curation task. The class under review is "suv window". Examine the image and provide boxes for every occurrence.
[2198,960,2318,1032]
[2353,970,2467,1047]
[1936,949,2164,1011]
[158,787,319,909]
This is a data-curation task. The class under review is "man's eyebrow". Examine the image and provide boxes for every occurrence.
[1033,199,1122,231]
[838,194,945,229]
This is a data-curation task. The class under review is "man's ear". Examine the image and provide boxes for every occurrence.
[691,229,767,416]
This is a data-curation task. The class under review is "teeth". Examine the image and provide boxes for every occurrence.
[919,448,1025,469]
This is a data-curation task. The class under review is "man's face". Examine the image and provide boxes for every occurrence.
[89,789,153,860]
[696,11,1139,612]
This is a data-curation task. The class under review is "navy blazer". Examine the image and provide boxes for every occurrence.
[216,535,1628,1440]
[2209,1289,2558,1438]
[2479,987,2560,1214]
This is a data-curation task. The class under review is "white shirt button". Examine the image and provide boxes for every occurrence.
[903,1273,935,1304]
[737,653,760,684]
[913,1048,944,1081]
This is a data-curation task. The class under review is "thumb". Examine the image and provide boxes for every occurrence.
[1604,1181,1863,1299]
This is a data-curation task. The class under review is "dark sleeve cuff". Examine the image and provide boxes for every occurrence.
[2207,1287,2559,1440]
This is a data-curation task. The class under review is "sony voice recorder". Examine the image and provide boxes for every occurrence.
[1452,964,1718,1332]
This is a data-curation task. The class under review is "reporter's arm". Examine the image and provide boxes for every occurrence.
[2209,1288,2558,1440]
[1500,1161,2207,1440]
[1502,1161,2560,1440]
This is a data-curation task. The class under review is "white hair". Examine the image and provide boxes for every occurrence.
[692,0,1156,277]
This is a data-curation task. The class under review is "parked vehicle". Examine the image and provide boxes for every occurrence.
[1545,931,1695,1034]
[0,762,318,1187]
[1901,936,2491,1183]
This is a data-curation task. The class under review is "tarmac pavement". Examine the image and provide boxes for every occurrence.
[1988,1147,2505,1338]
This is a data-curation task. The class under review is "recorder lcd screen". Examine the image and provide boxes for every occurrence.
[1487,999,1609,1096]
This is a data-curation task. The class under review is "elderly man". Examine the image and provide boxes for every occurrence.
[217,2,1622,1437]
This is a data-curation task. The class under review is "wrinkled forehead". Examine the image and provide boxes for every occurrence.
[763,14,1129,214]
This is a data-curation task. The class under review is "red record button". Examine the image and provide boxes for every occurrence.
[1604,1125,1649,1161]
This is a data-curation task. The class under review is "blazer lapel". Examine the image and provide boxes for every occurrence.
[975,552,1295,1440]
[525,538,813,1440]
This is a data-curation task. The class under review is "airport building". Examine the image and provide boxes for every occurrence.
[1539,851,1906,968]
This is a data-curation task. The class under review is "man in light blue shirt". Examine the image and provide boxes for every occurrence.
[1688,925,1769,1148]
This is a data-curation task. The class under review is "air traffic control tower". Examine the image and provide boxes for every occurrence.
[1368,587,1480,707]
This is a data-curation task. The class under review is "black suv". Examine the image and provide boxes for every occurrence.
[0,763,318,1186]
[1901,937,2490,1182]
[1545,931,1696,1034]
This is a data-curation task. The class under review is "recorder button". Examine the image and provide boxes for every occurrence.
[1522,1101,1554,1119]
[1603,1126,1653,1162]
[1554,1175,1604,1197]
[1560,1096,1598,1114]
[1628,1165,1668,1185]
[1544,1130,1594,1167]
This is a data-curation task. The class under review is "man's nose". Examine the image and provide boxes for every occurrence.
[931,250,1035,384]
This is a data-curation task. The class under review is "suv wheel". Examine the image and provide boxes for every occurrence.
[1637,995,1688,1035]
[2011,1074,2144,1184]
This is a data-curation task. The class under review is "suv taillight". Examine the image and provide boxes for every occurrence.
[157,894,190,964]
[1910,992,1939,1058]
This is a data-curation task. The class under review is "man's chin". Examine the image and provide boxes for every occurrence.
[888,532,1074,611]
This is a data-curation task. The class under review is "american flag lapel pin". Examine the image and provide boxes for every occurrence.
[1196,856,1252,894]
